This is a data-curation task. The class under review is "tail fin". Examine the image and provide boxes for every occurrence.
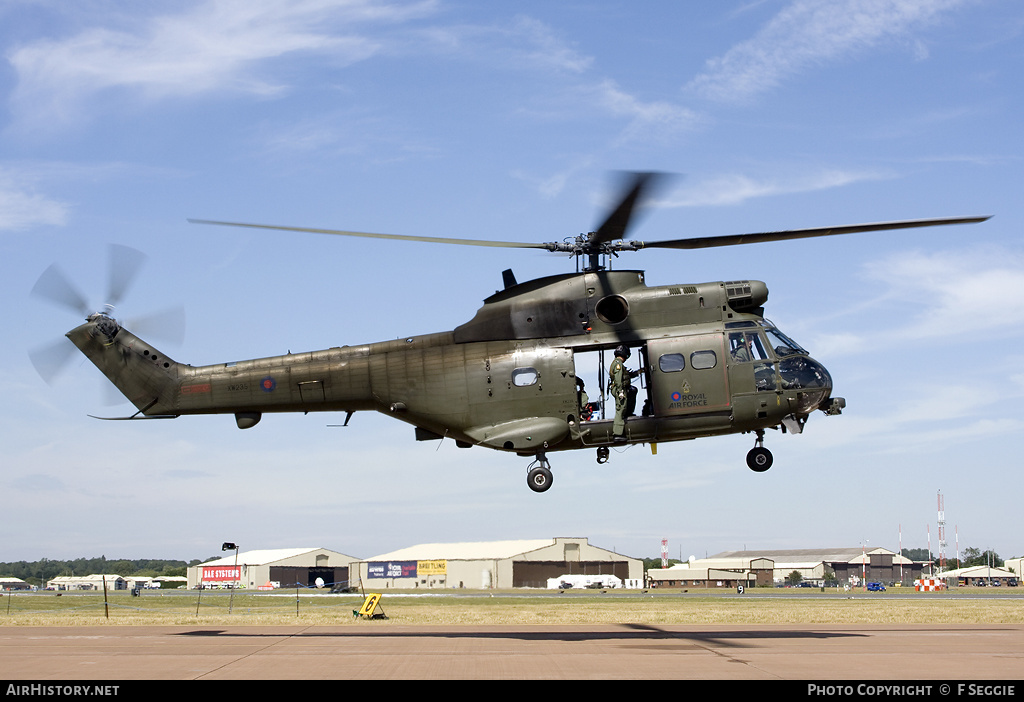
[66,314,179,416]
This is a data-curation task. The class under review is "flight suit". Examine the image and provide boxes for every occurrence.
[609,355,636,437]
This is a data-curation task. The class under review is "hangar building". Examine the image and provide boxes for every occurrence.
[648,547,923,588]
[357,537,642,589]
[186,547,360,590]
[47,575,126,591]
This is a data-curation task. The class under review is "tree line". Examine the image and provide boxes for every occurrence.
[0,556,216,587]
[901,547,1012,570]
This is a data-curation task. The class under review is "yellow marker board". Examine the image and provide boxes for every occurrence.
[357,593,383,618]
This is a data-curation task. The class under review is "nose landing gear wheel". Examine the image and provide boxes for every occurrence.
[746,429,773,472]
[746,446,773,472]
[527,466,553,492]
[596,447,610,464]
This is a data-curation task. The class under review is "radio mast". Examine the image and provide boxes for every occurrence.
[938,490,947,572]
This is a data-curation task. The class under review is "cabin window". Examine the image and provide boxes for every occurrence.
[658,353,685,372]
[511,367,539,386]
[691,350,717,370]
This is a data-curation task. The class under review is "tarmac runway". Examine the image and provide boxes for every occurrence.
[3,623,1024,680]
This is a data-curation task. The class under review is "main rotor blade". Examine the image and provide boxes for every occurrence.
[189,219,549,250]
[637,216,991,251]
[31,264,90,317]
[591,171,668,246]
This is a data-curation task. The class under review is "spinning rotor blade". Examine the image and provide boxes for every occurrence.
[127,306,186,345]
[107,244,147,308]
[29,243,185,387]
[190,170,990,271]
[31,263,90,316]
[189,219,549,250]
[637,216,992,251]
[590,171,669,245]
[29,338,78,385]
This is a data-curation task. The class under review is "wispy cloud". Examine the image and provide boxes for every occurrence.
[0,166,69,230]
[504,15,593,74]
[664,168,892,207]
[862,246,1024,337]
[811,245,1024,357]
[7,0,438,128]
[591,79,701,145]
[687,0,973,103]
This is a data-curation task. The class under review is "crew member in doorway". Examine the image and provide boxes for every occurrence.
[610,345,639,440]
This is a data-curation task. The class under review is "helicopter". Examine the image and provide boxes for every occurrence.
[31,172,989,492]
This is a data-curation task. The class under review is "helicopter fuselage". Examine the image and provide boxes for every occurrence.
[66,269,842,474]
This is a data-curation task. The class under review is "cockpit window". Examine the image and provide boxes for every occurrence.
[729,332,768,363]
[763,327,807,357]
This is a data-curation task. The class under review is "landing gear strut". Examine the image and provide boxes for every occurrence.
[526,452,553,493]
[746,429,773,472]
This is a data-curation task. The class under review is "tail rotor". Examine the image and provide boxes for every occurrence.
[29,244,185,388]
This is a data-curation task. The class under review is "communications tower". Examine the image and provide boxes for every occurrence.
[937,490,947,572]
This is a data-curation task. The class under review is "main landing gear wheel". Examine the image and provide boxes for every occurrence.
[746,429,773,472]
[526,451,553,493]
[596,447,610,464]
[527,466,553,493]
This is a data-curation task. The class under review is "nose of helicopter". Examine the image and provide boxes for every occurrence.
[778,355,842,414]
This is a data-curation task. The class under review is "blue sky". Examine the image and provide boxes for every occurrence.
[4,0,1022,566]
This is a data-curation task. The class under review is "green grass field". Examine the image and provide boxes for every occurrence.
[3,588,1022,626]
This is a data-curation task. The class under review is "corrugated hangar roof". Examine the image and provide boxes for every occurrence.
[202,547,327,567]
[368,539,560,562]
[710,547,914,565]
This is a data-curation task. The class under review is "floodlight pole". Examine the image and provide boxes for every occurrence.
[861,540,868,592]
[222,542,239,614]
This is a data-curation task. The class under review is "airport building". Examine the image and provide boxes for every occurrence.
[46,574,127,591]
[648,547,923,588]
[356,537,643,589]
[186,547,360,590]
[937,565,1018,586]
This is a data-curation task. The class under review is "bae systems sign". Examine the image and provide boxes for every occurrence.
[202,566,241,582]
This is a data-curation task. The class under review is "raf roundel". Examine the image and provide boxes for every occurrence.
[260,376,276,392]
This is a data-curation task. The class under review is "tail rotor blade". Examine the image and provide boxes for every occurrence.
[107,244,147,308]
[31,264,90,317]
[29,338,78,385]
[127,305,186,345]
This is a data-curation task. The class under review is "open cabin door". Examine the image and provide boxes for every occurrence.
[647,333,731,417]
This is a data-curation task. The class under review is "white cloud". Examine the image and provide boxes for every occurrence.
[591,80,701,145]
[806,246,1024,360]
[505,15,593,74]
[862,247,1024,338]
[687,0,973,103]
[7,0,437,127]
[665,168,892,207]
[0,167,69,230]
